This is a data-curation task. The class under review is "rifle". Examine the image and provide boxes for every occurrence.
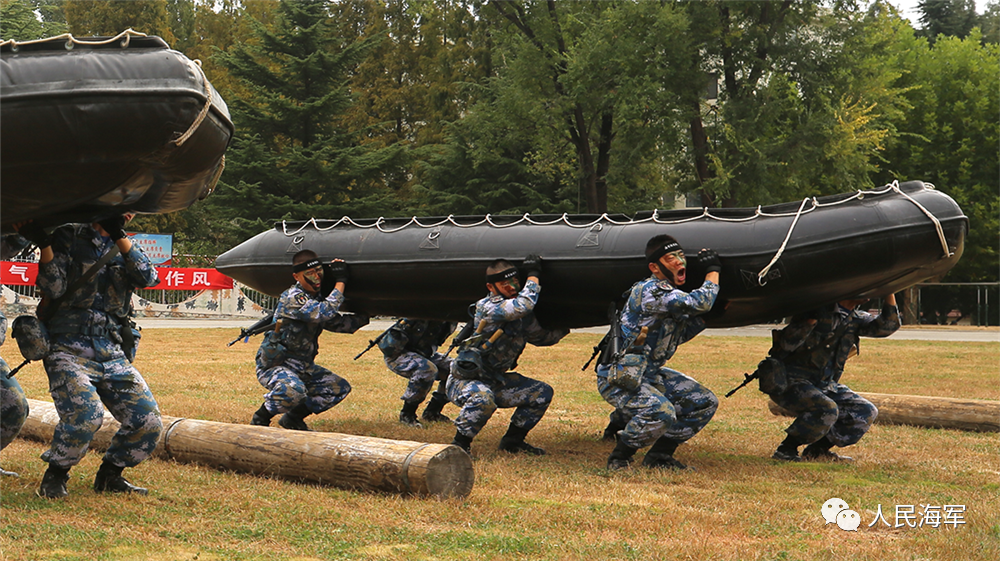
[724,371,756,398]
[607,302,623,364]
[354,318,406,360]
[227,312,276,346]
[581,332,609,371]
[5,359,30,379]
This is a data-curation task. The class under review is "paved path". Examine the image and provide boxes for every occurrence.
[137,318,999,343]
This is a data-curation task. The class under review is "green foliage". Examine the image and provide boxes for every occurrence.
[686,1,916,206]
[916,0,980,42]
[0,0,66,40]
[64,0,176,44]
[205,0,406,247]
[875,30,1000,281]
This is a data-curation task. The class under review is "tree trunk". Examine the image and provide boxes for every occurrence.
[768,392,999,433]
[19,399,475,498]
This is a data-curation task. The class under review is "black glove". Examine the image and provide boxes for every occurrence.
[522,254,542,280]
[17,222,51,248]
[98,215,128,241]
[698,248,722,274]
[328,261,350,284]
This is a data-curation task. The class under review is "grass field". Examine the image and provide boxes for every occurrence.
[1,328,998,561]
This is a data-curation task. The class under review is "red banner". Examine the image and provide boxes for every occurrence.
[151,268,233,290]
[1,261,38,286]
[1,262,233,290]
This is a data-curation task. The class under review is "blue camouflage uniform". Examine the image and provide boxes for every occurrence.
[255,283,366,416]
[36,224,162,470]
[597,275,720,450]
[1,309,30,452]
[447,280,569,439]
[378,320,454,405]
[769,302,900,446]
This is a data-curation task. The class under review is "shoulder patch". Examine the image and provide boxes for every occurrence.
[489,295,505,304]
[656,279,674,291]
[294,292,310,306]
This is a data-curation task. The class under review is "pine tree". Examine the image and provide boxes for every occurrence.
[209,0,404,244]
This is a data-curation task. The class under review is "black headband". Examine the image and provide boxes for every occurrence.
[647,241,682,263]
[293,259,323,273]
[485,267,519,284]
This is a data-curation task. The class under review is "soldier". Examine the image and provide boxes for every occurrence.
[447,256,568,456]
[16,216,161,498]
[598,234,721,471]
[1,309,30,477]
[377,319,455,427]
[250,250,368,431]
[764,293,899,462]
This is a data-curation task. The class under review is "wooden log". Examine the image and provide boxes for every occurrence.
[767,392,999,432]
[19,399,474,498]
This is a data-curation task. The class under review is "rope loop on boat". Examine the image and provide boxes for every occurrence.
[756,198,811,286]
[889,180,953,258]
[172,58,214,147]
[1,29,148,51]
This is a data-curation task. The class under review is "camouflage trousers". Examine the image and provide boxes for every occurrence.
[385,351,452,404]
[769,380,877,446]
[1,357,29,450]
[446,371,553,439]
[41,334,162,469]
[597,365,718,450]
[257,357,351,416]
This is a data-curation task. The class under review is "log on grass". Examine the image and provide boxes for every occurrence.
[767,392,999,432]
[19,399,474,498]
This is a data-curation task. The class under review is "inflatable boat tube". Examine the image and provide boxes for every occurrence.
[215,181,967,328]
[1,31,233,232]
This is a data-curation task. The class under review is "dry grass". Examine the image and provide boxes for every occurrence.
[1,329,998,561]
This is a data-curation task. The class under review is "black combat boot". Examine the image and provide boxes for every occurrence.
[606,438,638,471]
[498,424,545,456]
[278,403,313,431]
[772,435,804,462]
[601,417,626,442]
[642,437,690,470]
[421,391,451,423]
[451,431,474,455]
[399,400,423,428]
[802,435,854,462]
[37,463,70,499]
[94,460,149,495]
[250,403,274,427]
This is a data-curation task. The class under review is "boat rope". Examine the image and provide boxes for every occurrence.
[1,28,148,52]
[281,182,910,237]
[172,58,214,147]
[890,181,953,258]
[756,197,812,286]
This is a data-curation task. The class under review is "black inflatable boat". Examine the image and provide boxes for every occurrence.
[215,181,967,328]
[1,31,233,232]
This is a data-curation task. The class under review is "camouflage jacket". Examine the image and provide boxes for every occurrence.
[272,282,368,362]
[464,280,569,376]
[36,224,158,337]
[773,302,901,385]
[378,319,455,360]
[1,308,6,346]
[620,275,719,371]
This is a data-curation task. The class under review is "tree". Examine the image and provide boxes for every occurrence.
[678,1,918,207]
[206,0,404,246]
[64,0,176,44]
[0,0,66,40]
[916,0,979,42]
[875,29,999,282]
